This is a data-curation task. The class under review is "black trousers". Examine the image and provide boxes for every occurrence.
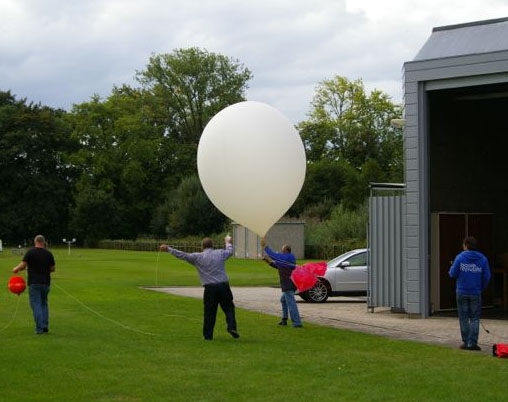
[203,282,237,339]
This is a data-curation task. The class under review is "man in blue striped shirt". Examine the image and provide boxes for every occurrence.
[160,235,239,340]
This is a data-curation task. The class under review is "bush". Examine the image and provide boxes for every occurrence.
[96,232,231,252]
[305,202,367,257]
[301,198,336,221]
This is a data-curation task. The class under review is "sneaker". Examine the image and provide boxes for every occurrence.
[293,324,303,328]
[459,343,467,350]
[228,329,240,339]
[468,345,481,351]
[43,328,49,333]
[278,319,288,326]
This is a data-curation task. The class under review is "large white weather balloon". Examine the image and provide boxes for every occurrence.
[197,101,306,237]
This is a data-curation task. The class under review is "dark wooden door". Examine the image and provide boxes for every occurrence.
[467,214,494,305]
[439,214,466,309]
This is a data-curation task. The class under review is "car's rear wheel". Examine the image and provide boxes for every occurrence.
[304,279,329,303]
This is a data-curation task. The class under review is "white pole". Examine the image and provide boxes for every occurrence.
[63,238,75,256]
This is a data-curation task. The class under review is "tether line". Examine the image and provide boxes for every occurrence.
[155,250,160,286]
[0,295,22,333]
[54,283,158,337]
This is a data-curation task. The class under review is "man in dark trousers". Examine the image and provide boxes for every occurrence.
[449,236,491,351]
[160,235,239,341]
[261,238,302,328]
[13,234,56,334]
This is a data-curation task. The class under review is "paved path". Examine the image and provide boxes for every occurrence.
[146,286,508,353]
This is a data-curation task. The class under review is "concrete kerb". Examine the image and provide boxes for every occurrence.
[145,286,508,354]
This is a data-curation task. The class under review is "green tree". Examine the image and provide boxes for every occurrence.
[137,48,252,236]
[136,47,253,175]
[290,159,354,216]
[342,158,386,210]
[68,88,166,243]
[0,91,76,244]
[71,188,119,245]
[299,76,403,175]
[298,120,336,162]
[160,175,227,237]
[292,158,382,217]
[69,48,252,242]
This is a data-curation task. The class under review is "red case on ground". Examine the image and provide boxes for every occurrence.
[493,343,508,358]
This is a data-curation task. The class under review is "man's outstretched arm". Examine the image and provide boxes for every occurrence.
[160,244,198,265]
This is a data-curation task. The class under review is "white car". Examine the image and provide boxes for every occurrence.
[299,248,368,303]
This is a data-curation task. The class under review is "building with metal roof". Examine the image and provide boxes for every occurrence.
[369,17,508,317]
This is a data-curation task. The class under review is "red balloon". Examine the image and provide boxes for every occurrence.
[302,261,327,276]
[291,266,318,293]
[8,276,26,295]
[291,262,328,293]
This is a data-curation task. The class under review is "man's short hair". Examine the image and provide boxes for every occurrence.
[464,236,478,250]
[202,237,213,250]
[282,244,291,253]
[34,235,45,245]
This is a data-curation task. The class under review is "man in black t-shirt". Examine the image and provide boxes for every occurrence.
[13,235,56,334]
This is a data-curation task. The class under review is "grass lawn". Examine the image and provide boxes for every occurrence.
[1,248,507,402]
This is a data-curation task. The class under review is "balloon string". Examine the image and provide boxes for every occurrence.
[164,314,201,323]
[0,295,22,333]
[155,250,160,286]
[154,250,164,317]
[54,283,159,336]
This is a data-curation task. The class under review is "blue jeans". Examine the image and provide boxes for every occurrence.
[280,290,302,326]
[456,294,481,348]
[29,284,50,334]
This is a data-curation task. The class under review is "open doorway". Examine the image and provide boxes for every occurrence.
[428,82,508,314]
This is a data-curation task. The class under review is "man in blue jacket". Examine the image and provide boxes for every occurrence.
[261,238,302,328]
[449,236,491,351]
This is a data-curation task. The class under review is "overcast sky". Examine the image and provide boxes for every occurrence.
[1,0,508,123]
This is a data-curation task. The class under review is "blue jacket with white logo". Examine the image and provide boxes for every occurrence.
[449,250,491,295]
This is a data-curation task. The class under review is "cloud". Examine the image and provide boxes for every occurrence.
[1,0,507,121]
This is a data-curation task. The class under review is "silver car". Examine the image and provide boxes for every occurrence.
[299,248,368,303]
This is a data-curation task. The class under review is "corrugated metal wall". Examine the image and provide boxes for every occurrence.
[368,189,406,311]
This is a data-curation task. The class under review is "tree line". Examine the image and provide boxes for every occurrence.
[0,47,402,246]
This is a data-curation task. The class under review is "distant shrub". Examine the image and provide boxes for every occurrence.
[305,202,367,258]
[96,231,231,252]
[301,197,335,221]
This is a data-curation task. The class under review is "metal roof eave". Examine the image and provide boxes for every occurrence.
[404,48,508,69]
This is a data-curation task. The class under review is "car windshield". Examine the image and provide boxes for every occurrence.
[327,250,358,266]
